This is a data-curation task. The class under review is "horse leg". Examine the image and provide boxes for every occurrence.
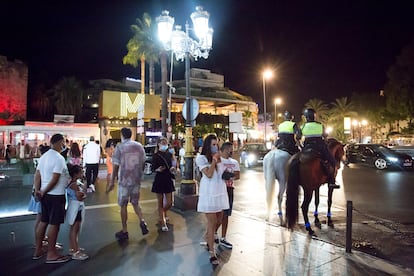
[263,153,276,220]
[301,190,315,236]
[313,188,322,228]
[327,186,334,227]
[278,173,287,226]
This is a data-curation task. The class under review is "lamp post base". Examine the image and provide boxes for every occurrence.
[173,126,198,211]
[173,186,198,211]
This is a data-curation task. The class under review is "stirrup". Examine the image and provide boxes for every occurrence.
[328,183,340,189]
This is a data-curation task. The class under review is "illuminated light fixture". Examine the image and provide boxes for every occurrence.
[157,6,213,211]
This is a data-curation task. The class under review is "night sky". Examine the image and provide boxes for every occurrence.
[1,0,414,117]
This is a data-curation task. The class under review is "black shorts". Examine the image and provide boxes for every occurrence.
[40,194,66,225]
[75,210,82,222]
[223,187,234,217]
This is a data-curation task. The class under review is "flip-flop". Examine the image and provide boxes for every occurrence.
[45,255,70,264]
[32,251,47,260]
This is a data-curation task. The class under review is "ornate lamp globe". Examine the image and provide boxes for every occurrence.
[157,10,174,44]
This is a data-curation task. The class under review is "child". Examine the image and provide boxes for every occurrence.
[66,164,89,260]
[105,140,115,191]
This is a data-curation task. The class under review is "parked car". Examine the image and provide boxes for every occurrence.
[346,144,414,170]
[144,144,156,175]
[239,143,270,168]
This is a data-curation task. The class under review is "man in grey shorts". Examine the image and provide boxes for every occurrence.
[107,128,149,240]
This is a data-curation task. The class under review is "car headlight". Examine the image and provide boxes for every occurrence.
[248,154,257,163]
[386,157,398,162]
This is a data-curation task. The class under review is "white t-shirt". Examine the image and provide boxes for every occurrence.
[220,157,240,188]
[179,147,185,165]
[83,141,101,166]
[37,149,69,195]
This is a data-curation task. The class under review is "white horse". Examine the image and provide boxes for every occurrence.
[263,149,292,222]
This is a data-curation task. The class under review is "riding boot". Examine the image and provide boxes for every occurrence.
[327,175,340,189]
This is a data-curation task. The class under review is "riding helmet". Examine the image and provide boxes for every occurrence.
[283,110,294,121]
[303,108,316,121]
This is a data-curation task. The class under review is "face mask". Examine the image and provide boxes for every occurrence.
[160,145,168,151]
[211,145,218,154]
[168,148,175,154]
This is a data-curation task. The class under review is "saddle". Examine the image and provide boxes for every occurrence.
[299,147,332,175]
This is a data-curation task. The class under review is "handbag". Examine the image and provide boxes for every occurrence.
[222,170,234,180]
[157,153,175,179]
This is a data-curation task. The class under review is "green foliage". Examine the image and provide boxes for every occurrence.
[384,39,414,122]
[123,12,160,68]
[52,77,84,116]
[304,98,329,124]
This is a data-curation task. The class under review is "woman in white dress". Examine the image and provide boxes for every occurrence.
[196,134,229,265]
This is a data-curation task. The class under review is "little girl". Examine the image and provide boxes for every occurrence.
[66,164,89,260]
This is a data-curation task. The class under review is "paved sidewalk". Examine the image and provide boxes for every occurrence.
[0,167,412,275]
[1,202,412,275]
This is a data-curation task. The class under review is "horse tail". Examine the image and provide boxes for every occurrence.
[286,155,300,229]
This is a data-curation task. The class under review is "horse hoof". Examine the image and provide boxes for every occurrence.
[315,221,322,229]
[327,217,334,227]
[306,227,315,236]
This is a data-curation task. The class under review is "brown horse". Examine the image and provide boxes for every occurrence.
[285,138,344,235]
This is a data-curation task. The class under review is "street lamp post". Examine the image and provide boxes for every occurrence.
[157,7,213,211]
[262,70,273,143]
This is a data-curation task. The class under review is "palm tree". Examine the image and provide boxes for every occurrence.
[123,13,171,136]
[329,97,358,141]
[304,98,329,124]
[53,77,84,117]
[123,13,159,95]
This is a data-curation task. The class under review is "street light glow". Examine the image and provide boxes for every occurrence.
[262,69,273,143]
[274,97,281,105]
[263,69,273,80]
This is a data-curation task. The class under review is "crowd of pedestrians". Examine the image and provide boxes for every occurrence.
[27,129,239,267]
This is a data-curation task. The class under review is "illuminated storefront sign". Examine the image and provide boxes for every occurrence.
[100,90,160,119]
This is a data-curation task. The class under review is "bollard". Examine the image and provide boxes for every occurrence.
[346,200,352,253]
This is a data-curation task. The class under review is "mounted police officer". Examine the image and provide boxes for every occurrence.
[275,111,301,155]
[300,108,340,189]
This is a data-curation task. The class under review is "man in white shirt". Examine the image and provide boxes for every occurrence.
[33,133,70,263]
[82,136,101,192]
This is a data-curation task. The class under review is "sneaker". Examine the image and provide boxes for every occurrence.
[140,221,149,235]
[90,184,95,192]
[115,230,129,240]
[220,238,233,249]
[71,250,89,261]
[214,233,219,244]
[161,225,169,232]
[86,188,93,193]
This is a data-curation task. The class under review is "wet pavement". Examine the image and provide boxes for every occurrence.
[0,168,413,275]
